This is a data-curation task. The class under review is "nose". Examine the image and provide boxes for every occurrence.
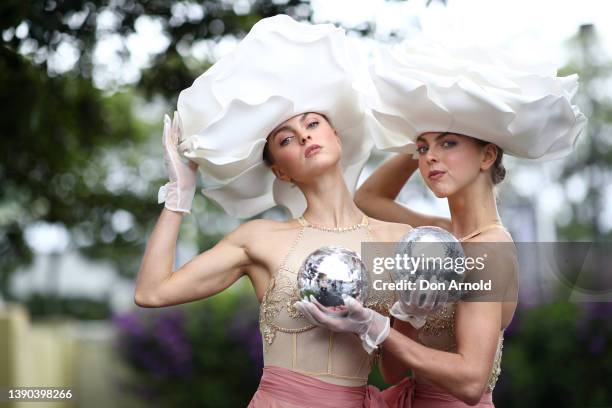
[299,134,312,144]
[425,147,438,164]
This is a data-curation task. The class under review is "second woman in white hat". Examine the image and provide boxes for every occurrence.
[296,38,586,407]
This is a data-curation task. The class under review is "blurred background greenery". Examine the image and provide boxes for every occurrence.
[1,0,611,407]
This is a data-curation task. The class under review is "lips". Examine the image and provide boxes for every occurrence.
[304,144,321,158]
[428,170,445,180]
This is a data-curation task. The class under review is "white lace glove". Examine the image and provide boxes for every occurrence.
[293,294,390,354]
[158,111,198,213]
[390,276,448,329]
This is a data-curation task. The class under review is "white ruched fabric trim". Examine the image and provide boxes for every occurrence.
[176,15,375,218]
[365,39,587,161]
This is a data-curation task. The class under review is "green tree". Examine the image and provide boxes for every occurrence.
[557,24,612,241]
[0,0,314,304]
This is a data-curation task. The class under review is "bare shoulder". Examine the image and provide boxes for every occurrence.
[367,216,413,242]
[464,227,517,267]
[224,218,300,246]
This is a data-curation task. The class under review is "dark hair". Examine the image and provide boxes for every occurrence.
[262,113,333,167]
[263,140,274,166]
[475,139,506,185]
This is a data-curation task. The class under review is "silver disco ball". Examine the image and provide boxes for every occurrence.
[297,246,370,317]
[394,226,466,304]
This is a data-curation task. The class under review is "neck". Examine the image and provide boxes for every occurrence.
[447,177,501,239]
[297,166,364,228]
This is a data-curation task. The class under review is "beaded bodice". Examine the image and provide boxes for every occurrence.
[258,215,397,386]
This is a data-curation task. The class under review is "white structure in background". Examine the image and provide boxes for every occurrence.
[10,251,136,314]
[0,304,146,408]
[12,222,134,314]
[10,218,218,314]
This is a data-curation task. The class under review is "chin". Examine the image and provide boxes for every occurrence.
[311,154,340,170]
[432,190,450,198]
[427,183,454,198]
[291,158,339,182]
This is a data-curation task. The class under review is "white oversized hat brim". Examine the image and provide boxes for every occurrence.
[366,40,587,161]
[200,131,371,218]
[176,15,373,218]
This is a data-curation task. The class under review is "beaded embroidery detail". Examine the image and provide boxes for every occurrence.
[258,224,316,350]
[258,215,395,352]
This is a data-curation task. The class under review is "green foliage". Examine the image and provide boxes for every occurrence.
[556,25,612,241]
[0,47,156,298]
[495,301,612,407]
[0,0,306,301]
[368,363,391,390]
[24,293,112,320]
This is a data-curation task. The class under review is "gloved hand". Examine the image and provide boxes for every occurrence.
[294,294,390,354]
[390,276,448,329]
[158,111,198,213]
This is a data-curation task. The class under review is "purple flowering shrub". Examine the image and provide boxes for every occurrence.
[113,296,262,407]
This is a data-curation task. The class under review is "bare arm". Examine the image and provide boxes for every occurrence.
[381,301,502,405]
[381,233,518,401]
[134,208,253,307]
[355,153,451,229]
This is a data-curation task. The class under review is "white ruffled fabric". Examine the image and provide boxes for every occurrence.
[365,39,587,160]
[176,15,374,218]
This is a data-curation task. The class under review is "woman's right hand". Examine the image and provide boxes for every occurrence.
[158,111,198,213]
[354,153,451,229]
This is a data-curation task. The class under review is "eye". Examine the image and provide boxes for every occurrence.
[280,135,294,146]
[416,145,428,154]
[306,121,319,129]
[441,140,456,148]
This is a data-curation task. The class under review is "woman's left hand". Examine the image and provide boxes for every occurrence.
[390,275,449,329]
[294,295,390,354]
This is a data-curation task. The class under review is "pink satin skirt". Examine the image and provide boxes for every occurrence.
[247,365,389,408]
[382,377,494,408]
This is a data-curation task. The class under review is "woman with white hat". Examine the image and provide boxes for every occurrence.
[135,15,407,407]
[295,40,586,407]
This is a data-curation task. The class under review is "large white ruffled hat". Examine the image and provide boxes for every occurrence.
[365,38,587,160]
[176,15,374,218]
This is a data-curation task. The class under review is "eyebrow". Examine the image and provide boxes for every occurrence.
[416,132,451,143]
[270,113,310,143]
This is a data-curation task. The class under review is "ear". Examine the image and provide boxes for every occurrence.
[334,129,341,145]
[480,143,498,171]
[270,163,292,182]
